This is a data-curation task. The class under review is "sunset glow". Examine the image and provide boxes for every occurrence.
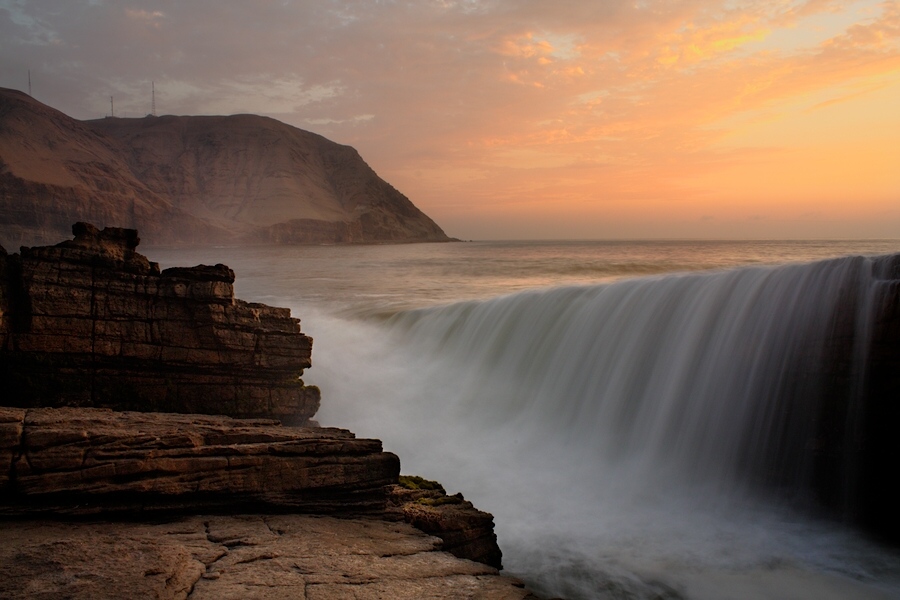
[1,0,898,239]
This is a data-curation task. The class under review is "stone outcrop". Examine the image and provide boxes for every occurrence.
[389,478,504,570]
[0,406,399,517]
[0,223,320,423]
[0,515,537,600]
[0,87,453,247]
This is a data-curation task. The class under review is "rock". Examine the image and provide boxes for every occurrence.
[0,87,453,247]
[0,406,398,516]
[0,223,320,423]
[0,515,538,600]
[388,478,504,569]
[0,406,508,572]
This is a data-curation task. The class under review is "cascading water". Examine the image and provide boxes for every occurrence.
[311,252,900,599]
[387,255,879,503]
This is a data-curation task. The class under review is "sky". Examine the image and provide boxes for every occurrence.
[1,0,898,240]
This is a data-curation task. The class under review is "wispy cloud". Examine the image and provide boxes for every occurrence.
[0,0,897,238]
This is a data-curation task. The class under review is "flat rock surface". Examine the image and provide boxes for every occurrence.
[0,514,537,599]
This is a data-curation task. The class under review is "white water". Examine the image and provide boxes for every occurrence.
[149,241,900,599]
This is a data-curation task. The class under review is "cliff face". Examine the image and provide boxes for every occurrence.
[0,87,452,246]
[87,113,451,244]
[0,222,320,424]
[0,88,224,247]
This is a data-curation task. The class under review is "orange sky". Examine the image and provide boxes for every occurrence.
[1,0,898,239]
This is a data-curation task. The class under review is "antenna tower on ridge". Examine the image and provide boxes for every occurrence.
[110,96,114,117]
[151,81,156,116]
[28,70,32,96]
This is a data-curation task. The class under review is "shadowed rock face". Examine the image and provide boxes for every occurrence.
[0,223,320,424]
[0,87,452,246]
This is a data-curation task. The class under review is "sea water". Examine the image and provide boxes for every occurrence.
[150,240,900,600]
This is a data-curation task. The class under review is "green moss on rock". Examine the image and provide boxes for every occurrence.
[398,475,446,494]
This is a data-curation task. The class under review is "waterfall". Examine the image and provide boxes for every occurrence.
[311,252,900,599]
[386,253,896,517]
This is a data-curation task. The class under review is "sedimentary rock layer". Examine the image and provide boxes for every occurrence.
[0,515,537,600]
[0,406,398,516]
[0,223,320,423]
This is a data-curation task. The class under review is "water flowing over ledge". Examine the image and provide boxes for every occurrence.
[311,251,900,599]
[389,254,898,518]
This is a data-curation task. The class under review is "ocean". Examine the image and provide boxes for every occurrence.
[150,240,900,600]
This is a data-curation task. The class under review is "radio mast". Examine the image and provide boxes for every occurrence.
[110,96,114,117]
[151,81,156,116]
[28,70,32,96]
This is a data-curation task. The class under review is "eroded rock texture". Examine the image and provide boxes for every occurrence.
[0,223,320,423]
[0,515,537,600]
[0,406,398,516]
[389,483,504,570]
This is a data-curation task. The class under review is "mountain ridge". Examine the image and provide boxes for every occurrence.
[0,87,452,246]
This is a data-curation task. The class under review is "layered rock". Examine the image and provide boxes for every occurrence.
[0,223,320,423]
[0,404,509,571]
[0,406,398,516]
[0,515,537,600]
[0,87,453,246]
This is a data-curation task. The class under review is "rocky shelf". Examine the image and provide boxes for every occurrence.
[0,224,535,599]
[0,515,538,600]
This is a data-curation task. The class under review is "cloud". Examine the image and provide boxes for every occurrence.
[0,0,898,238]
